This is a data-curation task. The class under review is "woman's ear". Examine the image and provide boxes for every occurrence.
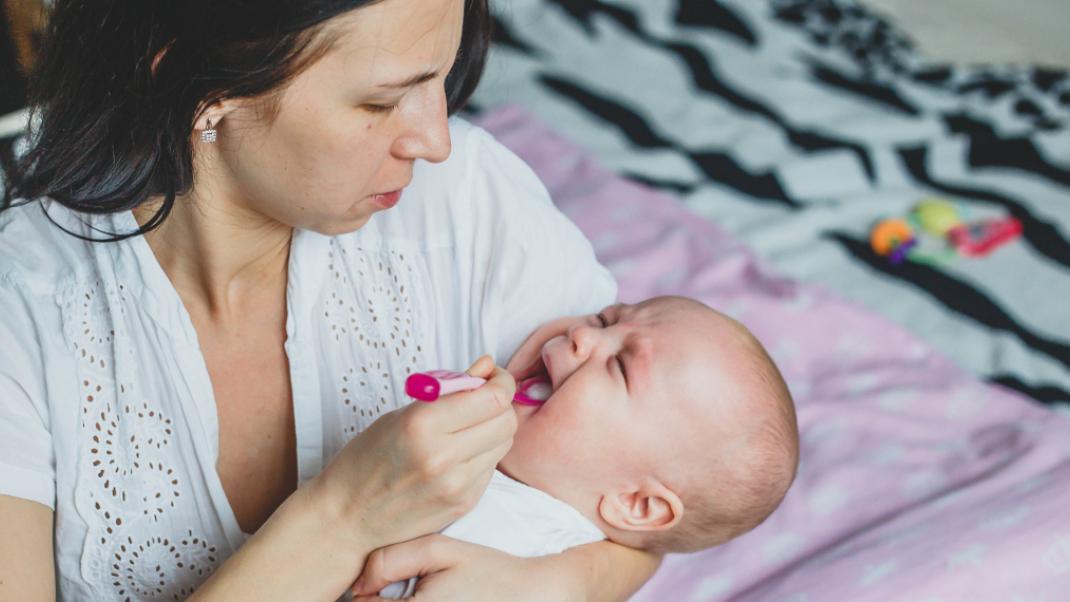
[598,480,683,533]
[505,316,580,379]
[194,100,242,133]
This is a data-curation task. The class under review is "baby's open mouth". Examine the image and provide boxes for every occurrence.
[514,356,554,406]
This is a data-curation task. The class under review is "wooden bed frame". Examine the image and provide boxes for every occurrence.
[2,0,47,75]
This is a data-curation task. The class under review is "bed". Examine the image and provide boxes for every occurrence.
[463,0,1070,599]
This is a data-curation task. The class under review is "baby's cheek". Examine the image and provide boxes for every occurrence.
[546,411,602,457]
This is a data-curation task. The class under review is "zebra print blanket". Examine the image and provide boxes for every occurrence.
[467,0,1070,409]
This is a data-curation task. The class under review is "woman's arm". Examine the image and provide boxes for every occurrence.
[0,404,366,602]
[0,495,55,602]
[548,540,662,602]
[192,358,518,602]
[0,289,57,602]
[187,480,371,601]
[348,535,662,601]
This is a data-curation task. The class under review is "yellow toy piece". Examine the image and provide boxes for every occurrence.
[913,198,962,236]
[870,218,915,256]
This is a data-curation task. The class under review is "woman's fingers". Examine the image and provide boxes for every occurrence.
[352,535,457,597]
[464,354,495,379]
[325,357,515,553]
[461,437,513,482]
[448,405,516,464]
[353,536,540,601]
[315,359,520,553]
[421,364,516,434]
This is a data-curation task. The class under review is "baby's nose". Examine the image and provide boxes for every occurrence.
[568,324,597,358]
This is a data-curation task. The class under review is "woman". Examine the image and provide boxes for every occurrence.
[0,0,661,600]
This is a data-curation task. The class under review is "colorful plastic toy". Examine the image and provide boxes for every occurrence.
[869,198,1022,265]
[947,216,1023,257]
[870,218,915,258]
[914,199,961,236]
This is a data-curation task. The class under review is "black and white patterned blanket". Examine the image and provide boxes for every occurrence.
[468,0,1070,409]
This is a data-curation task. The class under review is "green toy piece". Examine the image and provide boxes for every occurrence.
[913,198,962,236]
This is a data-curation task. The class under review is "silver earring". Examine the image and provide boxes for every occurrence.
[201,118,218,143]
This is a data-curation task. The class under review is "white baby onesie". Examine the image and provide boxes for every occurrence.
[379,470,606,599]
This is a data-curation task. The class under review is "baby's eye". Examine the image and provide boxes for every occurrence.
[597,313,608,327]
[364,102,400,114]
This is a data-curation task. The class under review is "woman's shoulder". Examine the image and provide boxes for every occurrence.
[437,115,551,208]
[0,200,93,295]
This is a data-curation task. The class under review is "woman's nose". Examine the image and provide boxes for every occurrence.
[392,84,451,164]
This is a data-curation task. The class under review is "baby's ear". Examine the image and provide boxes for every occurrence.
[598,480,683,533]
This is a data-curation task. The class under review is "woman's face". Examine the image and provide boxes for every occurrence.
[206,0,464,235]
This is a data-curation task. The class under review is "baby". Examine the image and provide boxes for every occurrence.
[377,295,799,598]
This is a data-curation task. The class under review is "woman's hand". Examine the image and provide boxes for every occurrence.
[349,535,577,602]
[310,355,518,553]
[191,359,518,601]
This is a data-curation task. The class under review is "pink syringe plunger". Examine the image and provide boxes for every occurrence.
[405,370,487,402]
[404,370,552,405]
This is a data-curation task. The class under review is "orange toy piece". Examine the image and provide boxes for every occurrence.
[870,218,915,256]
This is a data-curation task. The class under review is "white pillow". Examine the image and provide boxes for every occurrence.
[0,108,29,139]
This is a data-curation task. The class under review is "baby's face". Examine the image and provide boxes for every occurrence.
[499,298,742,501]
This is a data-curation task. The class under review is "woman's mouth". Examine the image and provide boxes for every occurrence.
[370,189,402,209]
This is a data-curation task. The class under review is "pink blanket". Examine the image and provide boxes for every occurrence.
[476,106,1070,600]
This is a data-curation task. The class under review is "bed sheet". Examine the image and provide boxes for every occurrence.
[477,103,1070,601]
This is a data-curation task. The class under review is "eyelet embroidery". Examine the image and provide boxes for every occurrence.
[326,241,429,437]
[62,280,221,599]
[108,532,218,601]
[55,239,434,597]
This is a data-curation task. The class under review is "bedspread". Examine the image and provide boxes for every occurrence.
[478,104,1070,601]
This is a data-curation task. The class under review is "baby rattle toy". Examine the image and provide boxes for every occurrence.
[870,198,1022,265]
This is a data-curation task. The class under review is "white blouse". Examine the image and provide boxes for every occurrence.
[0,118,617,601]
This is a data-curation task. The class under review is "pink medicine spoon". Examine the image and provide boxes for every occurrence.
[405,369,552,406]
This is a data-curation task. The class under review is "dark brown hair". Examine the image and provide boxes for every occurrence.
[2,0,491,241]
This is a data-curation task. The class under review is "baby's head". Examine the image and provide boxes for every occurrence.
[500,296,798,553]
